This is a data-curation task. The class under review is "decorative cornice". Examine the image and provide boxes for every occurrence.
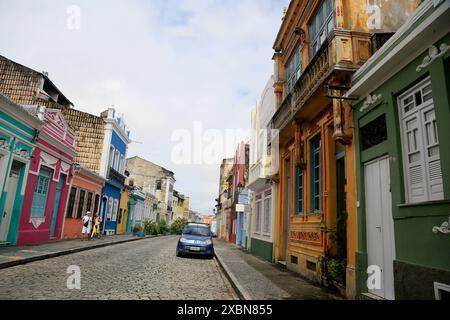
[416,42,449,72]
[432,215,450,234]
[359,94,382,113]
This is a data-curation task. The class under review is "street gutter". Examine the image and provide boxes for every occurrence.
[214,251,253,301]
[0,234,169,270]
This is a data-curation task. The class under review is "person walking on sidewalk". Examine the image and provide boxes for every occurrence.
[81,211,91,241]
[91,213,101,239]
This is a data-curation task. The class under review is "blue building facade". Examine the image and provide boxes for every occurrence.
[127,187,146,233]
[98,109,131,235]
[236,188,249,249]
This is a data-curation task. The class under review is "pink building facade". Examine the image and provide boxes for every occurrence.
[17,107,76,245]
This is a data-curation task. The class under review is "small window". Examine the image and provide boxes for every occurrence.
[291,255,298,264]
[156,181,162,190]
[360,114,387,150]
[307,260,317,271]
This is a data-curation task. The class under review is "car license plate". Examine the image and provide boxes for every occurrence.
[189,246,201,251]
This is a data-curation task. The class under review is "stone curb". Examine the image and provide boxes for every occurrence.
[0,234,168,270]
[214,250,253,301]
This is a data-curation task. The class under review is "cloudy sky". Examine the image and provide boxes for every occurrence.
[0,0,289,215]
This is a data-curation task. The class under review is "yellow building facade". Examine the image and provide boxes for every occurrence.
[117,185,130,234]
[270,0,418,298]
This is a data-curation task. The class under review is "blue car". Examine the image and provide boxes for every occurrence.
[176,223,214,259]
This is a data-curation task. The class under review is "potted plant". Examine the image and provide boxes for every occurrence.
[132,224,145,237]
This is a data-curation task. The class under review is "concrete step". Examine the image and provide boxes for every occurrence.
[360,292,385,300]
[277,260,287,269]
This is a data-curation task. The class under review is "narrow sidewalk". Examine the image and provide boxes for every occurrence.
[214,240,343,300]
[0,234,156,269]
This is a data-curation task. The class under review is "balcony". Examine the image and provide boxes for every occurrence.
[272,30,372,131]
[108,167,126,185]
[248,154,273,191]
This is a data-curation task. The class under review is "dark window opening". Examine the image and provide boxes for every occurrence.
[66,187,77,218]
[360,114,387,151]
[306,260,317,271]
[291,255,298,264]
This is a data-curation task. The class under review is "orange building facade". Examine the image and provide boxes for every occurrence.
[62,166,105,239]
[270,0,418,298]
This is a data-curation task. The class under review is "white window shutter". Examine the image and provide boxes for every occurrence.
[403,113,427,203]
[399,78,443,203]
[422,107,444,200]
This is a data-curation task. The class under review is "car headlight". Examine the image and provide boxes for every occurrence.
[180,237,188,243]
[203,239,212,245]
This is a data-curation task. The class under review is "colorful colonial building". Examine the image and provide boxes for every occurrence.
[61,108,131,235]
[269,0,418,298]
[18,107,76,244]
[62,165,105,239]
[215,158,233,241]
[128,187,146,228]
[0,94,43,245]
[346,0,450,300]
[228,142,249,245]
[126,156,176,225]
[247,75,277,262]
[116,183,130,235]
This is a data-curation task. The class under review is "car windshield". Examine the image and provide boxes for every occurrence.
[183,225,211,237]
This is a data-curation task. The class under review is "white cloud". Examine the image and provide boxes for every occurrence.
[0,0,289,214]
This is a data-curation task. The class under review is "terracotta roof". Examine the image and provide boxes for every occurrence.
[61,108,105,174]
[0,55,73,108]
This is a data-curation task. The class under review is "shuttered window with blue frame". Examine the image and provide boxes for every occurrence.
[31,167,52,218]
[310,135,322,213]
[295,165,304,215]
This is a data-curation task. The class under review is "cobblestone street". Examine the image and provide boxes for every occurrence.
[0,236,238,300]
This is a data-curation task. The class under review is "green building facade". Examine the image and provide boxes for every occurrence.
[347,0,450,300]
[0,94,43,244]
